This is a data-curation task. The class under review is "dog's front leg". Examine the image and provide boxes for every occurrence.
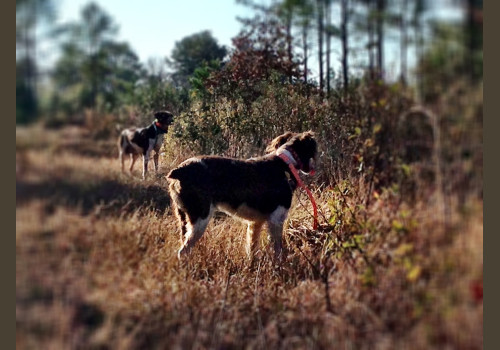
[267,206,288,260]
[268,222,284,259]
[142,141,156,179]
[153,151,159,173]
[142,151,150,180]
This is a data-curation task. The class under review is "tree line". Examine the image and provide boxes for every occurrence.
[16,0,482,125]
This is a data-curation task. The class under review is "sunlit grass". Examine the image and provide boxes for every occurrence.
[16,125,482,349]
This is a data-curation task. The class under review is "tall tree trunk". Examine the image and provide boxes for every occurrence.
[325,0,331,94]
[24,2,36,93]
[400,0,408,85]
[286,11,293,83]
[32,0,37,96]
[368,2,375,80]
[414,10,424,100]
[341,0,349,92]
[466,0,482,81]
[316,0,324,90]
[23,1,38,114]
[376,0,385,79]
[303,25,308,83]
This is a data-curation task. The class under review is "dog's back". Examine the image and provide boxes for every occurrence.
[167,155,296,227]
[168,155,292,193]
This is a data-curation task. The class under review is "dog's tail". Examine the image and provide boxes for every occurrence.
[167,160,204,182]
[167,167,183,180]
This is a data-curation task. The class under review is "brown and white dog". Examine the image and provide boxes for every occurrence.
[118,111,174,179]
[167,131,317,261]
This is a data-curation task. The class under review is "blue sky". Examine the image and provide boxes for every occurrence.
[51,0,464,81]
[57,0,250,64]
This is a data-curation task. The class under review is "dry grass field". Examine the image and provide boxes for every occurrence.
[16,124,483,349]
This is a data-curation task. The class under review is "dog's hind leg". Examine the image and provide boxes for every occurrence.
[246,221,264,263]
[129,154,138,173]
[118,134,126,173]
[178,205,214,259]
[119,150,125,173]
[173,205,188,245]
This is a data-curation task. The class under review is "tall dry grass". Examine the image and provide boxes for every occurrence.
[16,124,482,349]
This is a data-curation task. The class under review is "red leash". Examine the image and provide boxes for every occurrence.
[278,153,319,230]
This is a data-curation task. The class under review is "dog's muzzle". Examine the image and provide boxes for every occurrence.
[302,158,316,175]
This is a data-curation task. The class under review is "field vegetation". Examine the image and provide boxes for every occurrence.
[17,0,482,348]
[16,77,482,349]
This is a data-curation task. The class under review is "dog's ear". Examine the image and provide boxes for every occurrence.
[299,130,315,140]
[265,132,296,153]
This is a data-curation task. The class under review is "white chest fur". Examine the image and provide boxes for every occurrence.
[150,133,164,150]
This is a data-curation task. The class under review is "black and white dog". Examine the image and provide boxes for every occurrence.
[118,111,174,179]
[167,131,317,262]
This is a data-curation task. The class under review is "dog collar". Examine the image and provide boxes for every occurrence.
[277,152,318,230]
[277,149,298,167]
[153,122,167,134]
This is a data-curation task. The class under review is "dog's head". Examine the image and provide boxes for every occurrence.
[269,131,318,174]
[154,111,174,130]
